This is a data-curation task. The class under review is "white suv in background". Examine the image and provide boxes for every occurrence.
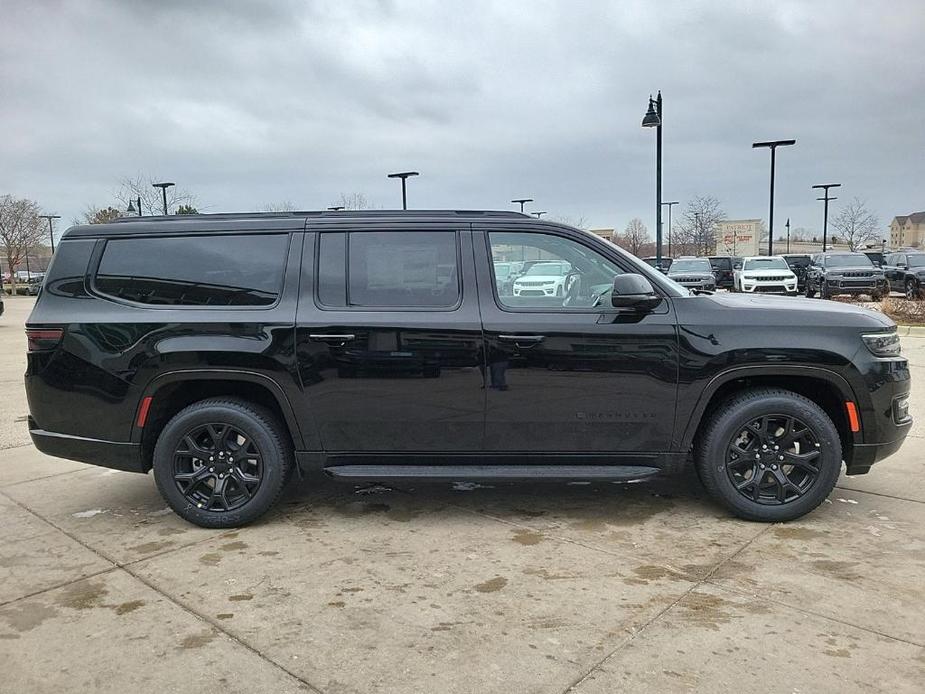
[734,256,799,295]
[512,261,572,297]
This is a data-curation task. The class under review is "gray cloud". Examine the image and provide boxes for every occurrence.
[1,0,923,237]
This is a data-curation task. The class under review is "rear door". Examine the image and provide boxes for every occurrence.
[474,225,679,454]
[294,225,485,452]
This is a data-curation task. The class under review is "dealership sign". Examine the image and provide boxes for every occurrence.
[715,219,763,256]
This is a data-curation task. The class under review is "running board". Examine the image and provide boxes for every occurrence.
[324,465,661,481]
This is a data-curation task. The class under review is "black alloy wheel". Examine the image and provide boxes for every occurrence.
[725,414,821,505]
[906,279,919,301]
[695,388,841,522]
[173,423,263,512]
[153,398,293,528]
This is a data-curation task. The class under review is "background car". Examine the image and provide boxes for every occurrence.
[511,260,572,297]
[707,255,740,289]
[666,257,716,291]
[733,256,798,295]
[641,256,672,273]
[804,252,886,300]
[882,251,925,299]
[781,254,812,291]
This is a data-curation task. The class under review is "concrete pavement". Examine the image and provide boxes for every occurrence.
[1,295,923,693]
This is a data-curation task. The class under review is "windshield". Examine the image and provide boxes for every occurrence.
[744,257,788,270]
[907,255,925,268]
[670,259,711,273]
[825,254,873,268]
[523,262,569,276]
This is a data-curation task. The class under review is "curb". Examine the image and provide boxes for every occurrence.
[896,325,925,338]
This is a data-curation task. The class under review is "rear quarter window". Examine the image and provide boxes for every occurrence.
[94,233,289,307]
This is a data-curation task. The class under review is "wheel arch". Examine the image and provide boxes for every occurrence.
[681,366,859,466]
[133,370,309,472]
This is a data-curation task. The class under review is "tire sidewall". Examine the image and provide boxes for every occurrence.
[153,402,288,527]
[699,393,842,522]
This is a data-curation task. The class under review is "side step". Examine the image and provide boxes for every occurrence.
[324,465,661,481]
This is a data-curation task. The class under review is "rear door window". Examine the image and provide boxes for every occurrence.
[94,234,288,306]
[316,231,460,309]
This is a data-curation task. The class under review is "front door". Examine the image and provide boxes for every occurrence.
[295,227,485,452]
[474,227,679,454]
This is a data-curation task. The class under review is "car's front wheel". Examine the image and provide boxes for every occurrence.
[694,388,842,522]
[906,279,920,301]
[152,397,293,528]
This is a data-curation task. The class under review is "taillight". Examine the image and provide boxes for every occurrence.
[26,328,64,352]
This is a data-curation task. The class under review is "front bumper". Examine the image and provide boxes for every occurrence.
[513,284,559,297]
[30,420,145,473]
[825,278,887,294]
[741,280,798,294]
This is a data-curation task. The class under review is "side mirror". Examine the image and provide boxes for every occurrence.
[612,274,661,310]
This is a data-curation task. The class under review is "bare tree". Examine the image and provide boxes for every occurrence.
[0,194,44,294]
[331,193,373,210]
[79,206,123,225]
[676,196,726,256]
[259,201,298,212]
[551,214,589,230]
[831,197,879,251]
[620,218,650,256]
[113,174,198,216]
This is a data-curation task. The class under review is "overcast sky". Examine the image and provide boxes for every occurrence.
[2,0,923,237]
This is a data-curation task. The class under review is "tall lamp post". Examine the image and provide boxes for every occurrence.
[661,201,679,258]
[785,218,791,253]
[752,139,796,255]
[387,171,419,210]
[641,92,663,268]
[38,214,61,255]
[812,183,840,251]
[511,198,533,213]
[152,182,175,215]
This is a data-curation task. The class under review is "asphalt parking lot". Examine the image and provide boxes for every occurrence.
[1,295,923,693]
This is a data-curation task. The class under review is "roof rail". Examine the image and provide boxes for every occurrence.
[111,209,530,223]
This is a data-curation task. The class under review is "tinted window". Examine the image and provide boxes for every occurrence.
[317,232,347,306]
[670,259,712,273]
[345,231,459,308]
[95,234,288,306]
[824,254,873,268]
[908,255,925,267]
[490,232,622,309]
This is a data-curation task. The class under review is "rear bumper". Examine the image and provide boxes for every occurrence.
[30,422,145,473]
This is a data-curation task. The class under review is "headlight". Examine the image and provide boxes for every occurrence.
[862,331,901,357]
[744,275,758,280]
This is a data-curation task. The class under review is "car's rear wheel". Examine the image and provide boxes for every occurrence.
[694,388,841,522]
[153,397,293,528]
[906,279,920,301]
[804,282,815,298]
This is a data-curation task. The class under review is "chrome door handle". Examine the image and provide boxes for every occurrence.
[309,334,356,345]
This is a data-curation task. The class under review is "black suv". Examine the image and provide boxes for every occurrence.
[707,256,738,289]
[883,251,925,300]
[781,254,812,291]
[26,211,911,527]
[804,252,887,300]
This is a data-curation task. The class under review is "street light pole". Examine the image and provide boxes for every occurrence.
[752,139,796,256]
[785,217,791,254]
[642,92,663,268]
[661,201,678,258]
[38,214,61,255]
[511,198,533,214]
[812,184,841,252]
[387,172,419,210]
[126,196,142,217]
[152,182,175,215]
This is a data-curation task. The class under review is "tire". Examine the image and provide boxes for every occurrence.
[906,279,919,301]
[804,283,815,298]
[871,291,883,302]
[694,388,842,522]
[152,397,293,528]
[819,283,830,300]
[555,284,564,297]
